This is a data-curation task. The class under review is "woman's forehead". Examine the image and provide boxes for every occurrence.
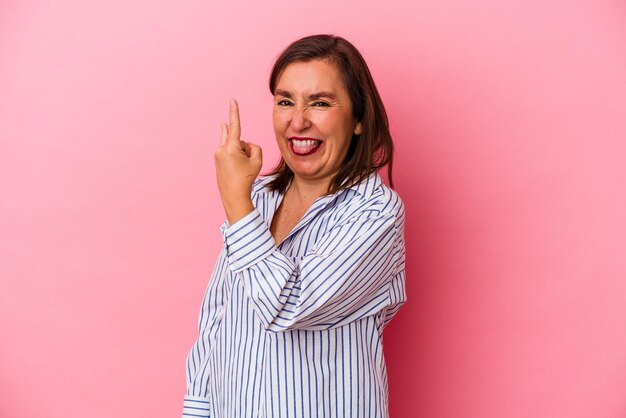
[274,60,347,97]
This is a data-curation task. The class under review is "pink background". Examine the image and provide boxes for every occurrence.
[2,1,626,417]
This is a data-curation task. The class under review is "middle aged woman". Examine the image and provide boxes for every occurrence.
[183,34,407,418]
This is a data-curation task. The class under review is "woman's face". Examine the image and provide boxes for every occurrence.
[272,59,362,186]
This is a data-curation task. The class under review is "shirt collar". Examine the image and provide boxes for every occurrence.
[343,171,383,199]
[256,171,383,200]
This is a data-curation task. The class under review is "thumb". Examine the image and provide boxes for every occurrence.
[220,123,228,146]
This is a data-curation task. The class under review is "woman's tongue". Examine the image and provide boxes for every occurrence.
[291,138,321,155]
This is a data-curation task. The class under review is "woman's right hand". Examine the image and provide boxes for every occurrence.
[214,99,263,225]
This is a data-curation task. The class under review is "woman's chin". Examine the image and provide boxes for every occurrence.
[284,162,322,181]
[282,152,345,185]
[290,166,321,180]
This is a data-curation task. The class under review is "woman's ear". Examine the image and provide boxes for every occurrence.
[354,121,363,135]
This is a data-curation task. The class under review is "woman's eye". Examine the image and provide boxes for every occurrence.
[313,101,330,107]
[277,100,292,106]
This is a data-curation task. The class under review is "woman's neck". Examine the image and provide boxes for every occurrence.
[287,176,332,204]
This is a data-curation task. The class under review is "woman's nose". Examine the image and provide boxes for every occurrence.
[289,106,311,131]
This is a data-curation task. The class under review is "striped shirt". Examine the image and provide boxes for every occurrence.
[183,171,407,418]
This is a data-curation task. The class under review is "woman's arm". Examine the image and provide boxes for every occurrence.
[222,199,406,331]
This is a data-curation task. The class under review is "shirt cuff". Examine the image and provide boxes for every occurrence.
[182,395,211,417]
[222,208,276,273]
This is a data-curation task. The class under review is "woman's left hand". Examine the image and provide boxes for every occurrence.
[214,99,263,224]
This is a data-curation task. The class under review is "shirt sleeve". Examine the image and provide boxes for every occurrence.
[184,248,229,392]
[221,204,405,332]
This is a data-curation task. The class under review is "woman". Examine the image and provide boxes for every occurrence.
[183,34,406,418]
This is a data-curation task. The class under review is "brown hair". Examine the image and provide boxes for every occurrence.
[266,34,394,194]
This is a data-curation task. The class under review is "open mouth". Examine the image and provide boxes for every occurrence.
[289,137,323,156]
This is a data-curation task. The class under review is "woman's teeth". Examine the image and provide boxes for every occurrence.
[291,138,322,155]
[292,139,318,147]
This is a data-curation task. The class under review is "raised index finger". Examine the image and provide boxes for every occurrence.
[228,98,241,141]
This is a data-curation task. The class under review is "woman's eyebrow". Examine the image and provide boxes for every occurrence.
[309,91,337,100]
[274,89,293,98]
[274,89,337,100]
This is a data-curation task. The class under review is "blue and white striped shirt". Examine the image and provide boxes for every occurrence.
[183,171,407,418]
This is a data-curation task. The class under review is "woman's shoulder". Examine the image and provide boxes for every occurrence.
[374,181,405,216]
[353,172,403,210]
[341,172,405,222]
